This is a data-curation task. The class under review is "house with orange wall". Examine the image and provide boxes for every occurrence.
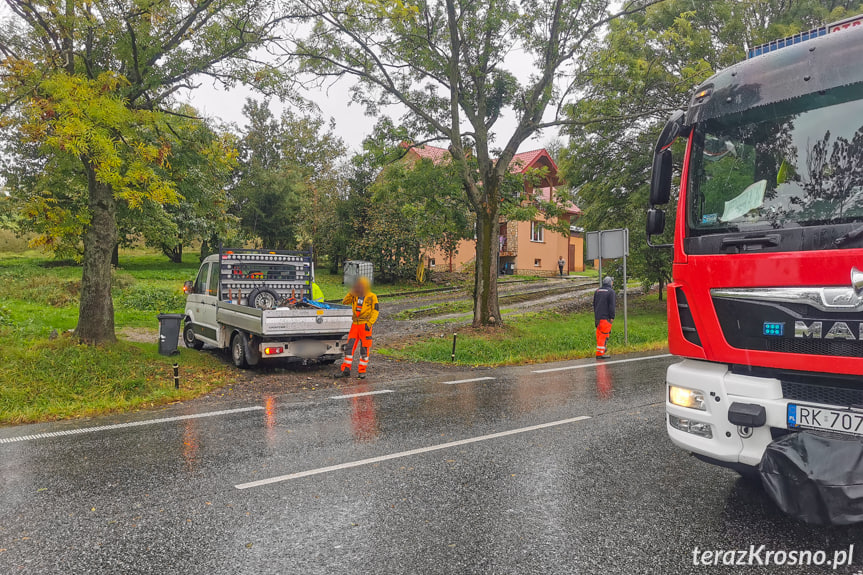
[404,144,584,276]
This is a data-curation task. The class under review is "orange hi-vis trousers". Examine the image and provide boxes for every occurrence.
[341,323,373,374]
[596,319,612,357]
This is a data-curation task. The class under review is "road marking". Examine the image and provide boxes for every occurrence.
[442,376,496,385]
[235,415,591,489]
[329,390,394,399]
[0,406,265,445]
[532,353,673,374]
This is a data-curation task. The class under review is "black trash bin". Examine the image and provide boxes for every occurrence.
[157,313,184,356]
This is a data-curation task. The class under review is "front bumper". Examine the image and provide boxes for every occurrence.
[666,359,790,466]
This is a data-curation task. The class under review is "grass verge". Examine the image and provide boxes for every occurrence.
[381,297,668,366]
[0,250,237,425]
[0,337,235,425]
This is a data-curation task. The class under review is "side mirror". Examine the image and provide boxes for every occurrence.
[646,209,666,236]
[183,280,193,294]
[654,110,686,154]
[650,150,673,206]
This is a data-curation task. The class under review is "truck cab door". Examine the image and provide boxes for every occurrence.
[196,262,220,344]
[186,263,218,344]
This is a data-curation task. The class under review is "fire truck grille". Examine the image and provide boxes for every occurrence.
[765,338,863,358]
[781,381,863,407]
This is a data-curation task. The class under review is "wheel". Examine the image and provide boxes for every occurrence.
[247,287,279,310]
[231,332,249,369]
[183,322,204,350]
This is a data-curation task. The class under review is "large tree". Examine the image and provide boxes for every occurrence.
[232,100,347,250]
[282,0,664,326]
[0,0,288,343]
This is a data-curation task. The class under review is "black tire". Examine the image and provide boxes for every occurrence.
[183,322,204,350]
[231,332,249,369]
[247,287,279,310]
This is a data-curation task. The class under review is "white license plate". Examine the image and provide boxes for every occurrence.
[787,404,863,437]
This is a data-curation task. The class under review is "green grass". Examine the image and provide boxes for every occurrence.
[0,338,235,425]
[0,250,234,425]
[382,297,668,366]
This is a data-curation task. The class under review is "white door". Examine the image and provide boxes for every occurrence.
[196,262,220,344]
[186,263,218,344]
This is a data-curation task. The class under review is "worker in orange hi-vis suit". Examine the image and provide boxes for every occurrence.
[593,276,616,360]
[336,277,379,379]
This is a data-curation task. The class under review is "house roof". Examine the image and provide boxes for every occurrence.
[508,149,558,174]
[401,143,577,215]
[404,143,451,164]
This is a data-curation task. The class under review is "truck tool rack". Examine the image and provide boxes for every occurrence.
[219,247,312,306]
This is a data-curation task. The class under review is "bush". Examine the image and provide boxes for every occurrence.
[116,285,185,312]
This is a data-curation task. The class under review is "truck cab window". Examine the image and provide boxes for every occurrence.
[688,96,863,237]
[193,264,208,295]
[208,262,219,297]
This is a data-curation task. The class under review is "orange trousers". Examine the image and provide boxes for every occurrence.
[341,323,373,374]
[596,319,612,357]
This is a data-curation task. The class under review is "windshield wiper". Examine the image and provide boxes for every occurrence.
[833,224,863,248]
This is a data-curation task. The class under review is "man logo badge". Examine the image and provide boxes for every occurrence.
[795,321,862,340]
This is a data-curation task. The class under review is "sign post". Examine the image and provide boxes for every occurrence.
[585,228,629,345]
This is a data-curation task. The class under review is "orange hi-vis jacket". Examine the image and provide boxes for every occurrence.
[342,290,379,325]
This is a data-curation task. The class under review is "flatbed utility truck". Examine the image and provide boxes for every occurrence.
[183,248,352,368]
[647,15,863,524]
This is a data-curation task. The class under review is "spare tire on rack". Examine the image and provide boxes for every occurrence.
[247,287,279,310]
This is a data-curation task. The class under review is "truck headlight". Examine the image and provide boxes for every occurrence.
[669,385,706,411]
[668,414,713,439]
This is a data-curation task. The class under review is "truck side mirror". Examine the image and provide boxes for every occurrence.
[646,209,666,236]
[183,280,193,294]
[650,150,673,206]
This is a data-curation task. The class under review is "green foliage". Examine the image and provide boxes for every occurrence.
[0,0,288,342]
[114,285,186,312]
[232,100,347,250]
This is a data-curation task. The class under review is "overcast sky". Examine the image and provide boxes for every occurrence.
[179,51,562,156]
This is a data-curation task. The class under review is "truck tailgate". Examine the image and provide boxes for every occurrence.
[217,302,353,336]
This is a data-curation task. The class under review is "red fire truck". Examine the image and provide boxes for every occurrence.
[647,15,863,524]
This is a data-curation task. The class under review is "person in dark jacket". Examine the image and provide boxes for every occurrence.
[593,276,616,359]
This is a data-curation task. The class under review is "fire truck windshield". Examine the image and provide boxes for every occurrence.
[687,96,863,236]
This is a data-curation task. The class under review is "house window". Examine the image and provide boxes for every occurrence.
[534,258,541,267]
[429,258,436,268]
[530,221,544,243]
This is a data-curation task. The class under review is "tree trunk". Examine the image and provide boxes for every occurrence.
[75,161,117,344]
[111,242,119,267]
[163,243,183,263]
[472,205,501,326]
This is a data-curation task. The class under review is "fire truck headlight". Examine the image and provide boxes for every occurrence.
[669,385,706,411]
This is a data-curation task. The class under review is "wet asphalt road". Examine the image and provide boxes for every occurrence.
[2,353,862,574]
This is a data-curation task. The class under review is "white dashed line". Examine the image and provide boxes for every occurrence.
[531,354,673,374]
[442,377,496,385]
[329,390,394,399]
[234,415,591,489]
[0,406,265,445]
